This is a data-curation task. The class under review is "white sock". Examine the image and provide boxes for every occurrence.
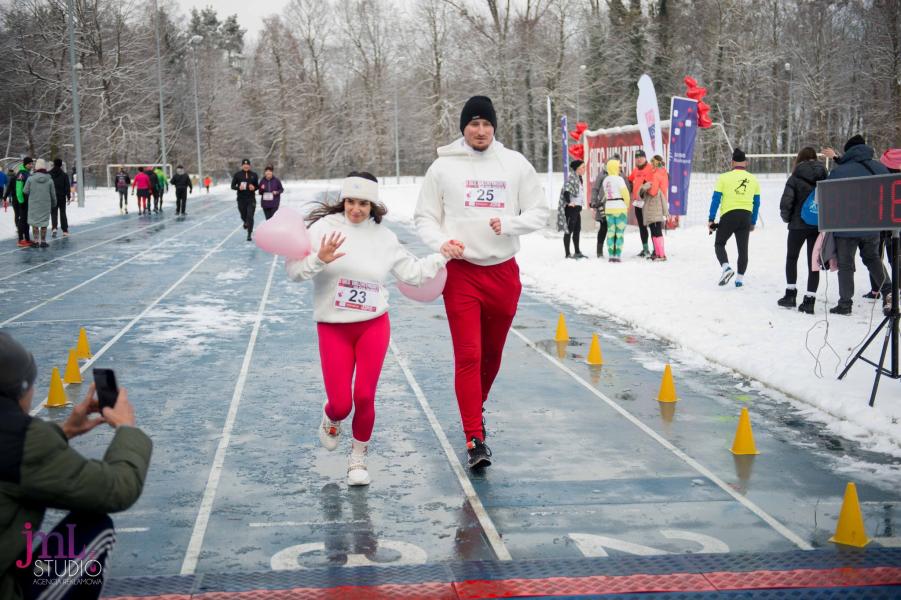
[805,293,816,298]
[351,439,368,456]
[786,284,797,290]
[736,274,744,283]
[722,263,731,271]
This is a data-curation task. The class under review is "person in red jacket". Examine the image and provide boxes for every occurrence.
[628,150,654,257]
[131,167,153,215]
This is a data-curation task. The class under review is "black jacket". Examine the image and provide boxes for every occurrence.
[170,172,192,191]
[48,166,71,204]
[779,159,827,230]
[231,170,259,201]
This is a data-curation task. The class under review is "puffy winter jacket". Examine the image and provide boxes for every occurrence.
[231,170,259,201]
[48,166,71,205]
[826,144,889,238]
[779,159,827,230]
[23,171,56,227]
[169,172,192,191]
[642,166,669,225]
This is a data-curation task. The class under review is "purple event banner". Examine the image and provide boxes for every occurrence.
[667,96,699,216]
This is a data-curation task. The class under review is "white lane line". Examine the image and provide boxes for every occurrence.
[117,527,150,533]
[2,206,232,327]
[3,316,139,326]
[0,213,143,256]
[29,223,244,417]
[248,520,369,528]
[0,199,220,282]
[508,328,813,551]
[389,340,513,561]
[180,255,279,576]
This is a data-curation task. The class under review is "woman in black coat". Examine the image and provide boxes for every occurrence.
[778,147,827,314]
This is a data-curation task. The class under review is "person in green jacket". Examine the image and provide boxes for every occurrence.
[13,158,33,247]
[153,167,168,212]
[0,333,153,600]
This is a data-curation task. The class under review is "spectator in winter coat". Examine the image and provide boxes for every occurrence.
[0,169,7,205]
[0,332,152,600]
[641,155,669,261]
[13,158,33,247]
[231,159,259,241]
[825,135,891,315]
[628,150,654,257]
[169,166,193,216]
[115,168,131,214]
[602,159,631,262]
[777,147,827,314]
[23,159,56,248]
[258,165,284,220]
[152,167,167,212]
[203,175,212,193]
[589,158,611,258]
[558,160,586,259]
[48,158,71,237]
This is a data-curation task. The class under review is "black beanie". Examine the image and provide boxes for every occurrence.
[53,158,63,168]
[0,333,37,403]
[570,160,584,171]
[22,156,33,167]
[844,134,866,152]
[460,96,497,134]
[732,148,747,162]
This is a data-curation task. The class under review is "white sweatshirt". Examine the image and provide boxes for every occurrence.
[286,213,448,323]
[414,138,549,266]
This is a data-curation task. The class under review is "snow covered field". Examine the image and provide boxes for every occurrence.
[379,174,901,459]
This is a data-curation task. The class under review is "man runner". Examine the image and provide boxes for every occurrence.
[414,95,548,469]
[231,159,259,241]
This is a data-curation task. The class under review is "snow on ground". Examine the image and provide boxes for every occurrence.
[379,174,901,458]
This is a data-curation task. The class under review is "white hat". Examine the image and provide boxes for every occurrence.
[339,176,379,203]
[34,158,48,171]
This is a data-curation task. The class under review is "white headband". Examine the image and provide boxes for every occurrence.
[340,176,379,203]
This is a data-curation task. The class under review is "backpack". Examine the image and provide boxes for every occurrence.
[800,188,818,226]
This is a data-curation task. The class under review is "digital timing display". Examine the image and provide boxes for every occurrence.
[817,173,901,232]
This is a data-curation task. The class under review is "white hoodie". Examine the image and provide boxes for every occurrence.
[414,138,549,266]
[286,213,447,323]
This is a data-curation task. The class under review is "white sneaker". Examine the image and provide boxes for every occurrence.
[318,404,341,451]
[347,451,371,486]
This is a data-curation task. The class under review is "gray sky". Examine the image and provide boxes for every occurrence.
[176,0,289,38]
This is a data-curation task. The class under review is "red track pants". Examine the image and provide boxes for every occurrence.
[443,258,522,442]
[317,313,390,442]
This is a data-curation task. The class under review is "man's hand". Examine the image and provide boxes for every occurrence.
[62,384,106,439]
[822,147,838,160]
[440,240,465,259]
[708,220,716,235]
[248,184,256,192]
[751,224,756,232]
[489,218,502,235]
[317,232,346,263]
[102,388,136,429]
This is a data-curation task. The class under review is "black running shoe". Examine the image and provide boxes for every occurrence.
[467,437,492,469]
[862,290,881,300]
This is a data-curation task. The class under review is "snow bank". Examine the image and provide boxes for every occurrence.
[378,175,901,457]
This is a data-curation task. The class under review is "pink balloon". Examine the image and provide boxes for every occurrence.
[396,267,447,302]
[253,206,312,259]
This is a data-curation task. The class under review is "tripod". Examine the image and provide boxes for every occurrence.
[838,230,900,406]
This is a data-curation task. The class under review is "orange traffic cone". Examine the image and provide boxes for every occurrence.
[554,314,569,342]
[730,407,759,455]
[657,364,677,403]
[829,483,870,547]
[586,334,603,365]
[47,368,67,408]
[63,349,82,384]
[75,328,92,359]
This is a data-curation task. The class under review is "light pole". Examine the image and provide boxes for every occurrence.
[154,0,168,168]
[66,0,85,207]
[577,64,586,122]
[785,61,792,173]
[393,87,400,184]
[189,35,204,184]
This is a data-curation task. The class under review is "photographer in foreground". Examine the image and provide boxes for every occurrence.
[0,332,152,600]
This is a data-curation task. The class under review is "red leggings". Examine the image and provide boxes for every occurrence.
[317,313,390,442]
[443,258,522,442]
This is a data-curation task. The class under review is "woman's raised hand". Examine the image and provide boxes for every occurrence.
[318,232,346,263]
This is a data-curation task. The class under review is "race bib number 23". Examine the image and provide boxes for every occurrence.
[334,279,381,312]
[464,180,507,209]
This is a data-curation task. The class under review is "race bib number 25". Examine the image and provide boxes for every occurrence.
[334,279,381,312]
[464,180,507,209]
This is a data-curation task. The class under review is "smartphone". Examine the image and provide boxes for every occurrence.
[92,368,118,411]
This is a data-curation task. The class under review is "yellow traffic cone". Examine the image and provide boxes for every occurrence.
[586,334,604,365]
[63,349,82,384]
[47,368,67,408]
[554,314,569,342]
[730,407,760,455]
[829,483,870,547]
[657,364,677,403]
[75,328,92,359]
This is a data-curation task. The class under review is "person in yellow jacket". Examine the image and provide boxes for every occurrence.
[708,148,761,287]
[601,159,631,262]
